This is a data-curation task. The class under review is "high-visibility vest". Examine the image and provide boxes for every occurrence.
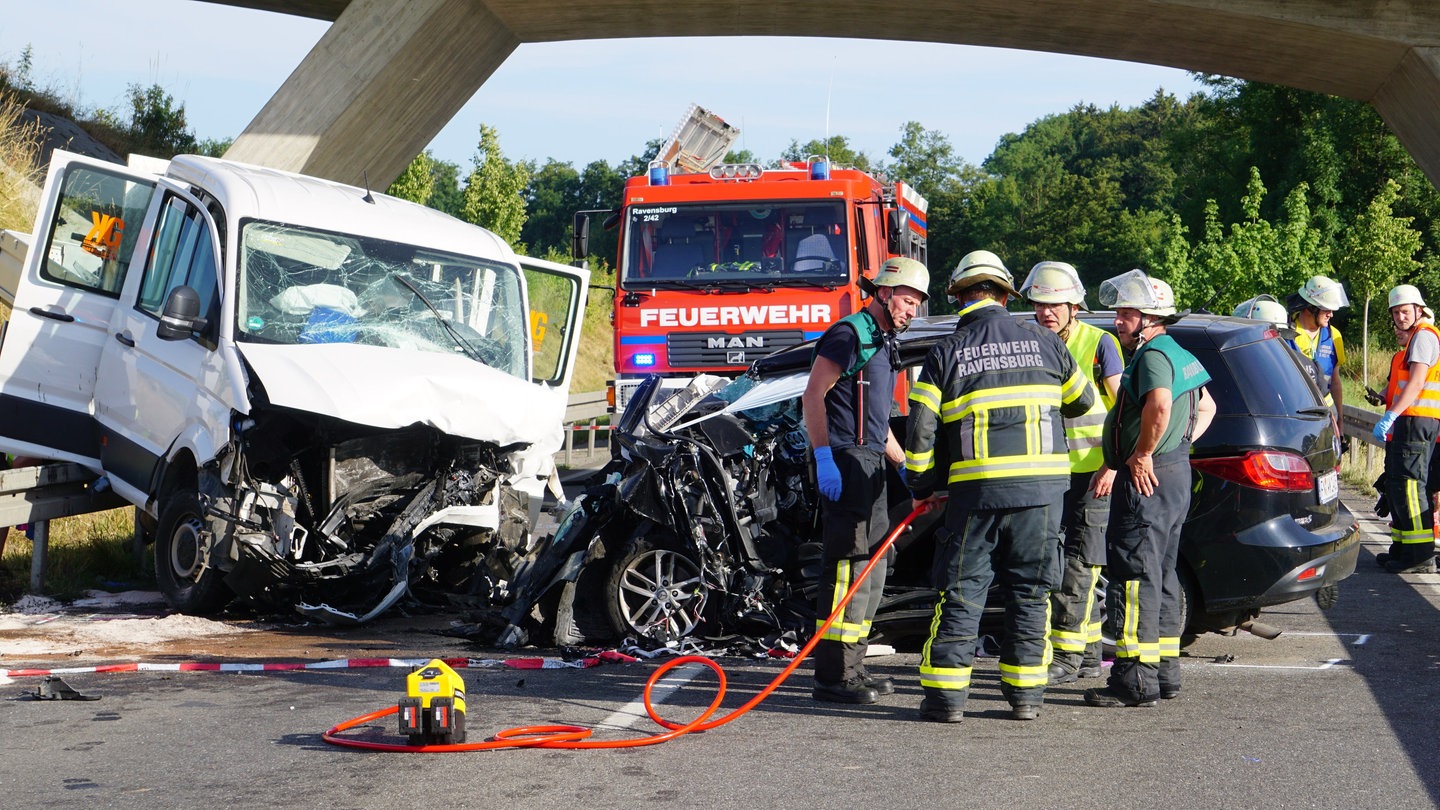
[1384,321,1440,418]
[1063,320,1118,474]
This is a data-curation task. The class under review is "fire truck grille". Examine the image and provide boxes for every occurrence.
[667,330,807,368]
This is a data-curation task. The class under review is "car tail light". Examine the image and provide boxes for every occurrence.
[1191,450,1315,492]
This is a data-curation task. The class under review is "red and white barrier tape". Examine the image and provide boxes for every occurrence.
[1,650,638,679]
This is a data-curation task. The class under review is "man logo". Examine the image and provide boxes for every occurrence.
[707,335,766,349]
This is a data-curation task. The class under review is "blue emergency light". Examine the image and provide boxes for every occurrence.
[809,157,830,180]
[648,161,669,186]
[633,352,657,367]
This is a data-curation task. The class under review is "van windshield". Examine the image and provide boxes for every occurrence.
[234,220,527,380]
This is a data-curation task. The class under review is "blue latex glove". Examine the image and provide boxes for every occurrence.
[813,445,842,501]
[1374,411,1398,442]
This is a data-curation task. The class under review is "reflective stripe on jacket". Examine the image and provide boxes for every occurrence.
[904,299,1097,510]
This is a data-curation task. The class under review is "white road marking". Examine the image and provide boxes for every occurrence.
[1214,658,1345,671]
[1280,631,1370,645]
[596,662,705,731]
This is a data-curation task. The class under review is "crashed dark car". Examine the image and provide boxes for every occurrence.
[497,311,1360,649]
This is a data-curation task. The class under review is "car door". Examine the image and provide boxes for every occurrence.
[93,186,238,503]
[0,151,158,466]
[519,256,590,394]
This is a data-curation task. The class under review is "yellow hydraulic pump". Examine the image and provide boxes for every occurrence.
[398,659,466,745]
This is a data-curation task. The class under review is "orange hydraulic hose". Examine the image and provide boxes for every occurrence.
[323,499,943,752]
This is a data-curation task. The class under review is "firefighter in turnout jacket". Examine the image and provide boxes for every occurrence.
[906,250,1096,722]
[1085,270,1215,708]
[1020,261,1124,685]
[1373,284,1440,574]
[805,256,930,705]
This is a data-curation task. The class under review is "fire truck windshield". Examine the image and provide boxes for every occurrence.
[622,201,848,286]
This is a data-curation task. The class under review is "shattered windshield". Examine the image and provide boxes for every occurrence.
[622,201,848,287]
[235,221,527,379]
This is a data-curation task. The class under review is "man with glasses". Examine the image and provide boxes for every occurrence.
[1020,261,1124,687]
[804,256,930,705]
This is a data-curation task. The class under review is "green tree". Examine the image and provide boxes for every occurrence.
[387,151,436,206]
[124,83,196,157]
[427,159,465,218]
[461,124,529,248]
[780,135,873,172]
[1337,179,1422,382]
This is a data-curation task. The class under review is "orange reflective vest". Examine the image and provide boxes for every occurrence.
[1385,322,1440,418]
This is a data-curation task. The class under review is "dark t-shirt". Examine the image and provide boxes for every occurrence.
[815,318,894,451]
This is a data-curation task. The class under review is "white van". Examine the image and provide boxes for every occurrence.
[0,150,589,623]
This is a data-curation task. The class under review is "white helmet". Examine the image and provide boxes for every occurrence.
[1298,275,1349,311]
[863,256,930,301]
[1099,269,1177,317]
[1020,261,1088,309]
[947,249,1019,302]
[1389,284,1427,310]
[1232,294,1288,328]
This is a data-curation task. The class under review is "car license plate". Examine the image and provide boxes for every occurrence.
[1317,470,1338,504]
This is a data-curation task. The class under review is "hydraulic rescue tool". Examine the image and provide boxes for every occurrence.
[398,659,467,745]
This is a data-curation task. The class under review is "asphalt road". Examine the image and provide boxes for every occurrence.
[2,485,1438,809]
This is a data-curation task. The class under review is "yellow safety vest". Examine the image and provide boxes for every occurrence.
[1063,321,1118,474]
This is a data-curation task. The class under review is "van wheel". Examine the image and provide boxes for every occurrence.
[154,489,231,615]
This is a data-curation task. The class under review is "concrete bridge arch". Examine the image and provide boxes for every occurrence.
[222,0,1440,189]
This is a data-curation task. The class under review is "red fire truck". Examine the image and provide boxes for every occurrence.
[582,156,929,415]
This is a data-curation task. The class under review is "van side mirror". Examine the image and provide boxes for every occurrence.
[571,213,590,261]
[157,285,208,341]
[887,209,912,255]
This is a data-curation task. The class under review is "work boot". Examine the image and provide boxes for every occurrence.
[918,696,964,723]
[1083,686,1158,708]
[857,669,895,696]
[1010,704,1040,721]
[1382,554,1436,574]
[1079,643,1104,679]
[1160,685,1181,700]
[1048,662,1080,685]
[813,678,879,705]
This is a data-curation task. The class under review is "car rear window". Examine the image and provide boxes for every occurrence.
[1189,336,1324,417]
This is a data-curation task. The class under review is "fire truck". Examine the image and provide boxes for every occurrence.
[575,106,930,416]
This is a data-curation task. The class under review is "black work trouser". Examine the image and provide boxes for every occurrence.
[1386,415,1440,562]
[813,447,890,686]
[1050,470,1108,670]
[919,501,1061,709]
[1105,446,1190,703]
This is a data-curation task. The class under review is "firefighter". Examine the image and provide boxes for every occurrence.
[1372,284,1440,574]
[1085,269,1215,708]
[804,256,930,705]
[1287,275,1350,418]
[906,250,1096,722]
[1019,261,1123,685]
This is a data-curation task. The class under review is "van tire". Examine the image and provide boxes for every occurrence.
[154,488,231,615]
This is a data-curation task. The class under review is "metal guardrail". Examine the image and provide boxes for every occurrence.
[1340,403,1381,448]
[0,463,127,592]
[560,390,611,466]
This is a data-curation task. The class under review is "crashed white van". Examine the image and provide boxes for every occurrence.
[0,150,588,623]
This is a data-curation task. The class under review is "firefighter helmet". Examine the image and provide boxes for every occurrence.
[1232,294,1288,327]
[1389,284,1427,310]
[1298,276,1349,311]
[946,250,1019,300]
[862,256,930,301]
[1020,261,1088,309]
[1099,269,1177,317]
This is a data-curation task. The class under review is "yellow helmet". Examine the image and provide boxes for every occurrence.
[1099,269,1177,317]
[862,256,930,301]
[1020,261,1087,308]
[946,250,1018,301]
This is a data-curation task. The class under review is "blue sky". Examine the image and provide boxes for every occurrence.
[1,0,1209,170]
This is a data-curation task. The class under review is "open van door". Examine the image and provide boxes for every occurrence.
[0,151,159,467]
[519,256,589,394]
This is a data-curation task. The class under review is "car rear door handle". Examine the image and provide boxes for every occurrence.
[115,331,135,348]
[28,306,75,323]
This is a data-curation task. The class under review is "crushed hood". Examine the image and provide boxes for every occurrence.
[235,342,565,447]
